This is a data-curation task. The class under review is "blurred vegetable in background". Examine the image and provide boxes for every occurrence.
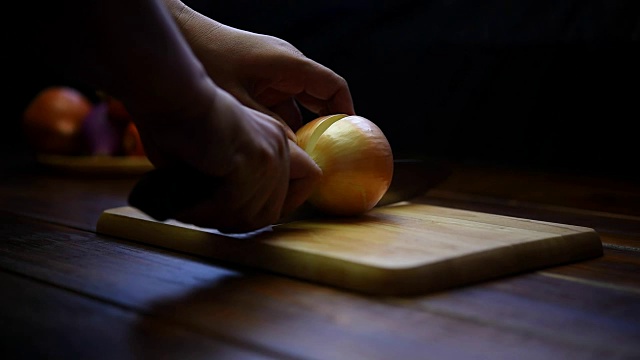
[22,86,146,157]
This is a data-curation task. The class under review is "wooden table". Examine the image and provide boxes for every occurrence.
[1,156,639,359]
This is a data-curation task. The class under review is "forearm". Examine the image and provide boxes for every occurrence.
[160,0,228,58]
[29,0,215,121]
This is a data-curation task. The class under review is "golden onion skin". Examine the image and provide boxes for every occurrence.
[296,115,394,216]
[295,114,346,150]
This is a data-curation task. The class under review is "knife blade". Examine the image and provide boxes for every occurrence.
[128,158,450,225]
[376,158,450,207]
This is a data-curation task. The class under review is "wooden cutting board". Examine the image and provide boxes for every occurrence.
[96,202,602,295]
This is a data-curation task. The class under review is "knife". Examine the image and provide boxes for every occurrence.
[128,158,450,224]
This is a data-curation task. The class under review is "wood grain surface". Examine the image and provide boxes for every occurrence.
[96,202,602,295]
[1,158,638,360]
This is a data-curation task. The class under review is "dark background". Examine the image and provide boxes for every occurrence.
[4,1,639,180]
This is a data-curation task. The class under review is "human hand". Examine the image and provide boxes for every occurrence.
[23,0,322,233]
[134,84,322,233]
[165,0,355,135]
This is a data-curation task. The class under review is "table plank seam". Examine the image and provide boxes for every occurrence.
[0,265,305,360]
[423,193,640,236]
[1,209,95,233]
[602,243,640,253]
[427,190,639,219]
[539,272,640,295]
[380,296,640,357]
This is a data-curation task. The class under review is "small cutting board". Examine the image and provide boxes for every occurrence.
[96,202,602,295]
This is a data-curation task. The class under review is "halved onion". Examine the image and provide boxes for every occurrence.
[296,114,394,216]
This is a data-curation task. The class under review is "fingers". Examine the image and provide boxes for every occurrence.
[267,65,354,118]
[234,61,354,120]
[172,153,289,233]
[268,98,303,132]
[295,89,354,117]
[173,173,286,234]
[168,140,320,233]
[295,63,355,116]
[280,140,322,217]
[229,87,299,140]
[170,109,292,233]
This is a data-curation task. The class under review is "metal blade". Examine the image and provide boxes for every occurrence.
[128,158,451,224]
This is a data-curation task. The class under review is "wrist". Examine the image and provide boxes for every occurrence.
[129,76,221,129]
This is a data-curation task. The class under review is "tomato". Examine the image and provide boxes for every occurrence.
[22,86,93,155]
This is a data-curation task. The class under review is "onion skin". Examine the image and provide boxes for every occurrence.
[80,101,123,156]
[296,114,394,216]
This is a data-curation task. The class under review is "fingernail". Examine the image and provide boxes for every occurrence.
[286,127,297,142]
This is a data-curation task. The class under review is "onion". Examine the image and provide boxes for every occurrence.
[296,114,394,216]
[22,86,93,155]
[80,101,123,156]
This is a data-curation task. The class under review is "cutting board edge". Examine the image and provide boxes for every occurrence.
[316,228,604,296]
[96,206,603,296]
